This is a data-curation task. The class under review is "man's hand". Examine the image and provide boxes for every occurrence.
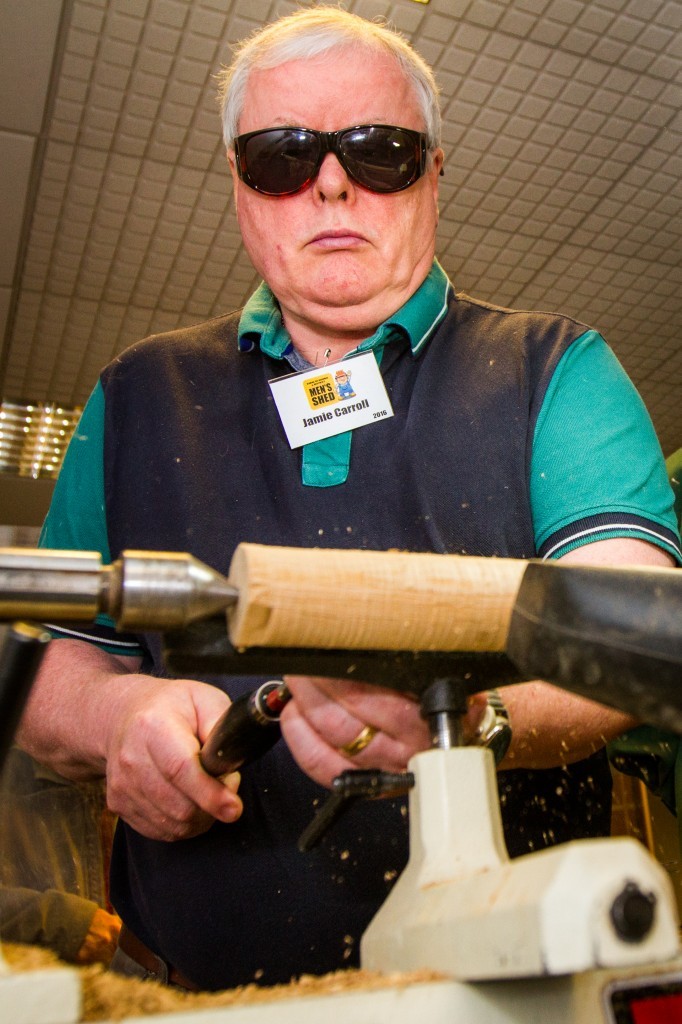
[280,540,676,788]
[280,675,488,789]
[17,640,244,842]
[102,672,244,840]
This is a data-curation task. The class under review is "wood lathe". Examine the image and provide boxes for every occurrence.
[1,543,682,1024]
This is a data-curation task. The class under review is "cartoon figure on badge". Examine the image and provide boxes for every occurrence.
[334,368,356,399]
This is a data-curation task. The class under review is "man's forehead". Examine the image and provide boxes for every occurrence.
[239,51,419,131]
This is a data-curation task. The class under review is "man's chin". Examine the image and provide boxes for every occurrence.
[301,291,389,330]
[302,274,391,315]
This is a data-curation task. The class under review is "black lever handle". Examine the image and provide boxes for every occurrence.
[0,621,52,773]
[298,769,414,851]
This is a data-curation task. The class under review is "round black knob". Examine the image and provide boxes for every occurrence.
[420,677,468,718]
[610,882,656,942]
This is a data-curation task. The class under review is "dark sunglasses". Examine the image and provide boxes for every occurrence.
[233,124,428,197]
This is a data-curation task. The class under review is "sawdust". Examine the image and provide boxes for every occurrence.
[3,943,445,1021]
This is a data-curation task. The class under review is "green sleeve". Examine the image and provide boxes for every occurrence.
[40,380,111,563]
[666,447,682,531]
[530,331,681,562]
[39,382,142,655]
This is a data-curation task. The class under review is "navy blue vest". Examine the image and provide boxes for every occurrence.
[102,291,611,989]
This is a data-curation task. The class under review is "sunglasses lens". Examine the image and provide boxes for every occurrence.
[236,125,425,196]
[241,129,319,195]
[340,126,422,193]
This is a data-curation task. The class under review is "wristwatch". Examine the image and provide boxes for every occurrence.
[475,689,512,765]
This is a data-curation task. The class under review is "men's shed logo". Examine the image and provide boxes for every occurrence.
[303,367,356,409]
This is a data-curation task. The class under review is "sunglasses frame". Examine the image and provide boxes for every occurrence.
[233,124,429,197]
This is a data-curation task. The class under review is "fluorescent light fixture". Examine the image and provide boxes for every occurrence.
[0,400,81,478]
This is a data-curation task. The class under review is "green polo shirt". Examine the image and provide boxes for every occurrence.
[666,447,682,531]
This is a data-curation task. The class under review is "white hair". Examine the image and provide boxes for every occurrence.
[216,6,442,154]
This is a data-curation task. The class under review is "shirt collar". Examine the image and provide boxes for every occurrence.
[237,259,451,360]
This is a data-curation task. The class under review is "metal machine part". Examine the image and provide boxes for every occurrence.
[419,675,468,748]
[507,560,682,733]
[2,546,682,724]
[0,547,237,630]
[163,616,525,694]
[298,675,481,850]
[361,745,680,981]
[298,768,414,852]
[0,549,239,777]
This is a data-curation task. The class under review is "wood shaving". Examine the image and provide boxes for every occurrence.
[3,943,445,1021]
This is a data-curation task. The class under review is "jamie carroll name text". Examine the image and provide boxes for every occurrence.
[302,398,369,428]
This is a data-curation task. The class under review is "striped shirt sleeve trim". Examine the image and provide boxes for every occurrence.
[539,513,682,562]
[43,623,144,655]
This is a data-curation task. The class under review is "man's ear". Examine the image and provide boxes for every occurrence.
[432,148,444,180]
[431,148,444,222]
[227,151,239,210]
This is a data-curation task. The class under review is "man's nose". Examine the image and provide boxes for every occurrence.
[314,152,353,201]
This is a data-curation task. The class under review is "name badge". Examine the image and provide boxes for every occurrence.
[269,352,394,449]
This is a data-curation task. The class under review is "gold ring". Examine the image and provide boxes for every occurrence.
[340,724,378,757]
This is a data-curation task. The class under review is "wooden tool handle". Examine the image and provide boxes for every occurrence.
[227,544,527,653]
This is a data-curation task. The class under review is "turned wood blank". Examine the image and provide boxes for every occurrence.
[227,544,527,653]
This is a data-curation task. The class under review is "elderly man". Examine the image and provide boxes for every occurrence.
[17,6,681,992]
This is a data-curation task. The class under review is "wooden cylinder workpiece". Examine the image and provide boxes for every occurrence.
[227,544,528,652]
